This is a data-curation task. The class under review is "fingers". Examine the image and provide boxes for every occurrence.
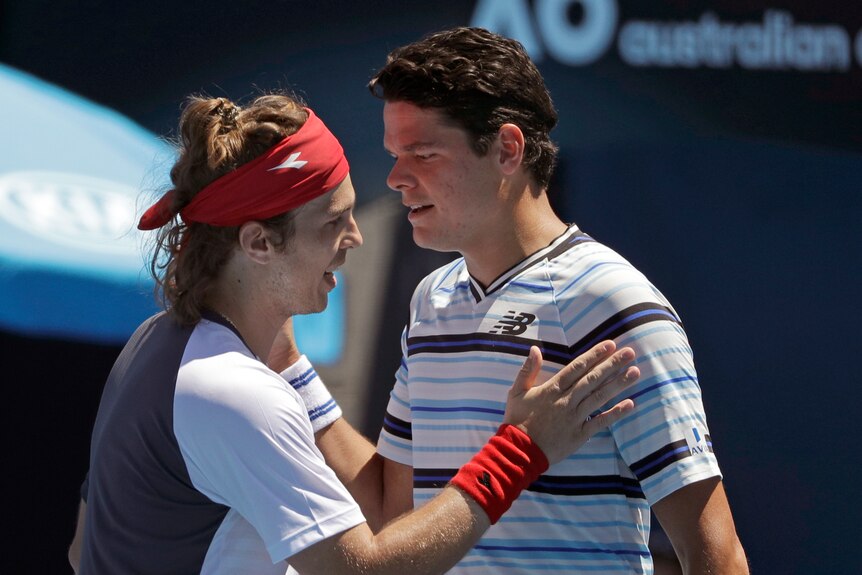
[553,341,618,392]
[510,346,543,399]
[547,341,640,427]
[582,397,636,435]
[574,361,640,420]
[535,339,640,417]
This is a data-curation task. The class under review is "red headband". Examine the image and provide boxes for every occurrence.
[138,108,349,230]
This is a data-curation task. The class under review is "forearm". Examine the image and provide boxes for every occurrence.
[295,421,554,574]
[363,486,488,574]
[314,418,395,531]
[288,340,640,574]
[655,479,749,575]
[292,475,489,575]
[675,533,749,575]
[276,351,412,530]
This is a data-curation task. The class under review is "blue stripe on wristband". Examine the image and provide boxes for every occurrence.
[308,399,339,421]
[279,355,341,433]
[287,366,317,389]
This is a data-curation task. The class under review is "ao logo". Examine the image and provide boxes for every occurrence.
[471,0,618,65]
[0,171,141,255]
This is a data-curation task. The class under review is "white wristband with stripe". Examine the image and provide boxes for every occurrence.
[280,355,342,433]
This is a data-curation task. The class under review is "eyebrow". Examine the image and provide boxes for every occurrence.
[325,202,353,219]
[383,140,438,155]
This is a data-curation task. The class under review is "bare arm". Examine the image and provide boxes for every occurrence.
[652,478,749,574]
[291,483,487,575]
[312,420,414,531]
[69,499,86,573]
[381,458,415,520]
[268,319,414,531]
[270,321,640,534]
[286,341,641,574]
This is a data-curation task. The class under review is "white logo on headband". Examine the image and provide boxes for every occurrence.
[268,152,308,171]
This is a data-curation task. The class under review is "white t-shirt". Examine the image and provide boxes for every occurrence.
[81,312,364,574]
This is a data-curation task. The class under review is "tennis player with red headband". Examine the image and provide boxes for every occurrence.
[69,93,640,575]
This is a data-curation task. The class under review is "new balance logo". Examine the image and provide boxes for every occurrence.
[489,311,536,336]
[268,152,308,171]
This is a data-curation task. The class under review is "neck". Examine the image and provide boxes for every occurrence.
[463,190,567,288]
[205,267,285,362]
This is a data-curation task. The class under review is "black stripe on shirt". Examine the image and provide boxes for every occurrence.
[406,303,680,365]
[530,474,645,499]
[568,302,681,358]
[406,331,571,363]
[630,436,714,482]
[413,468,454,489]
[469,280,482,303]
[382,412,413,441]
[413,468,646,499]
[481,230,596,298]
[532,231,595,272]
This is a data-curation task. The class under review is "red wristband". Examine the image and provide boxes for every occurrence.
[449,424,550,524]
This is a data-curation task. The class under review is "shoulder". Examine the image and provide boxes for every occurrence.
[549,235,675,311]
[174,320,306,433]
[410,257,467,303]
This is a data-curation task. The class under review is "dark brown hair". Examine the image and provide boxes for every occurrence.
[369,26,559,189]
[149,94,308,325]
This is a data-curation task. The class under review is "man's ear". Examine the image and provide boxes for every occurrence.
[237,221,273,264]
[497,123,526,176]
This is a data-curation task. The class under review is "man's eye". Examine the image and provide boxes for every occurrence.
[329,213,349,226]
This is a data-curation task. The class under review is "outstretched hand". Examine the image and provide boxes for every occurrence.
[503,341,639,464]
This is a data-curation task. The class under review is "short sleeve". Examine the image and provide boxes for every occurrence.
[376,327,413,466]
[174,353,365,563]
[608,313,722,504]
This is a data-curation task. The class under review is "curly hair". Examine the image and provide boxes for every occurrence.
[368,27,559,189]
[148,94,308,325]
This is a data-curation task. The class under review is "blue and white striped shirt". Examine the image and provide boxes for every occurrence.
[377,225,721,574]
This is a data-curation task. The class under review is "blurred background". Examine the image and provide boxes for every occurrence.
[1,1,859,572]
